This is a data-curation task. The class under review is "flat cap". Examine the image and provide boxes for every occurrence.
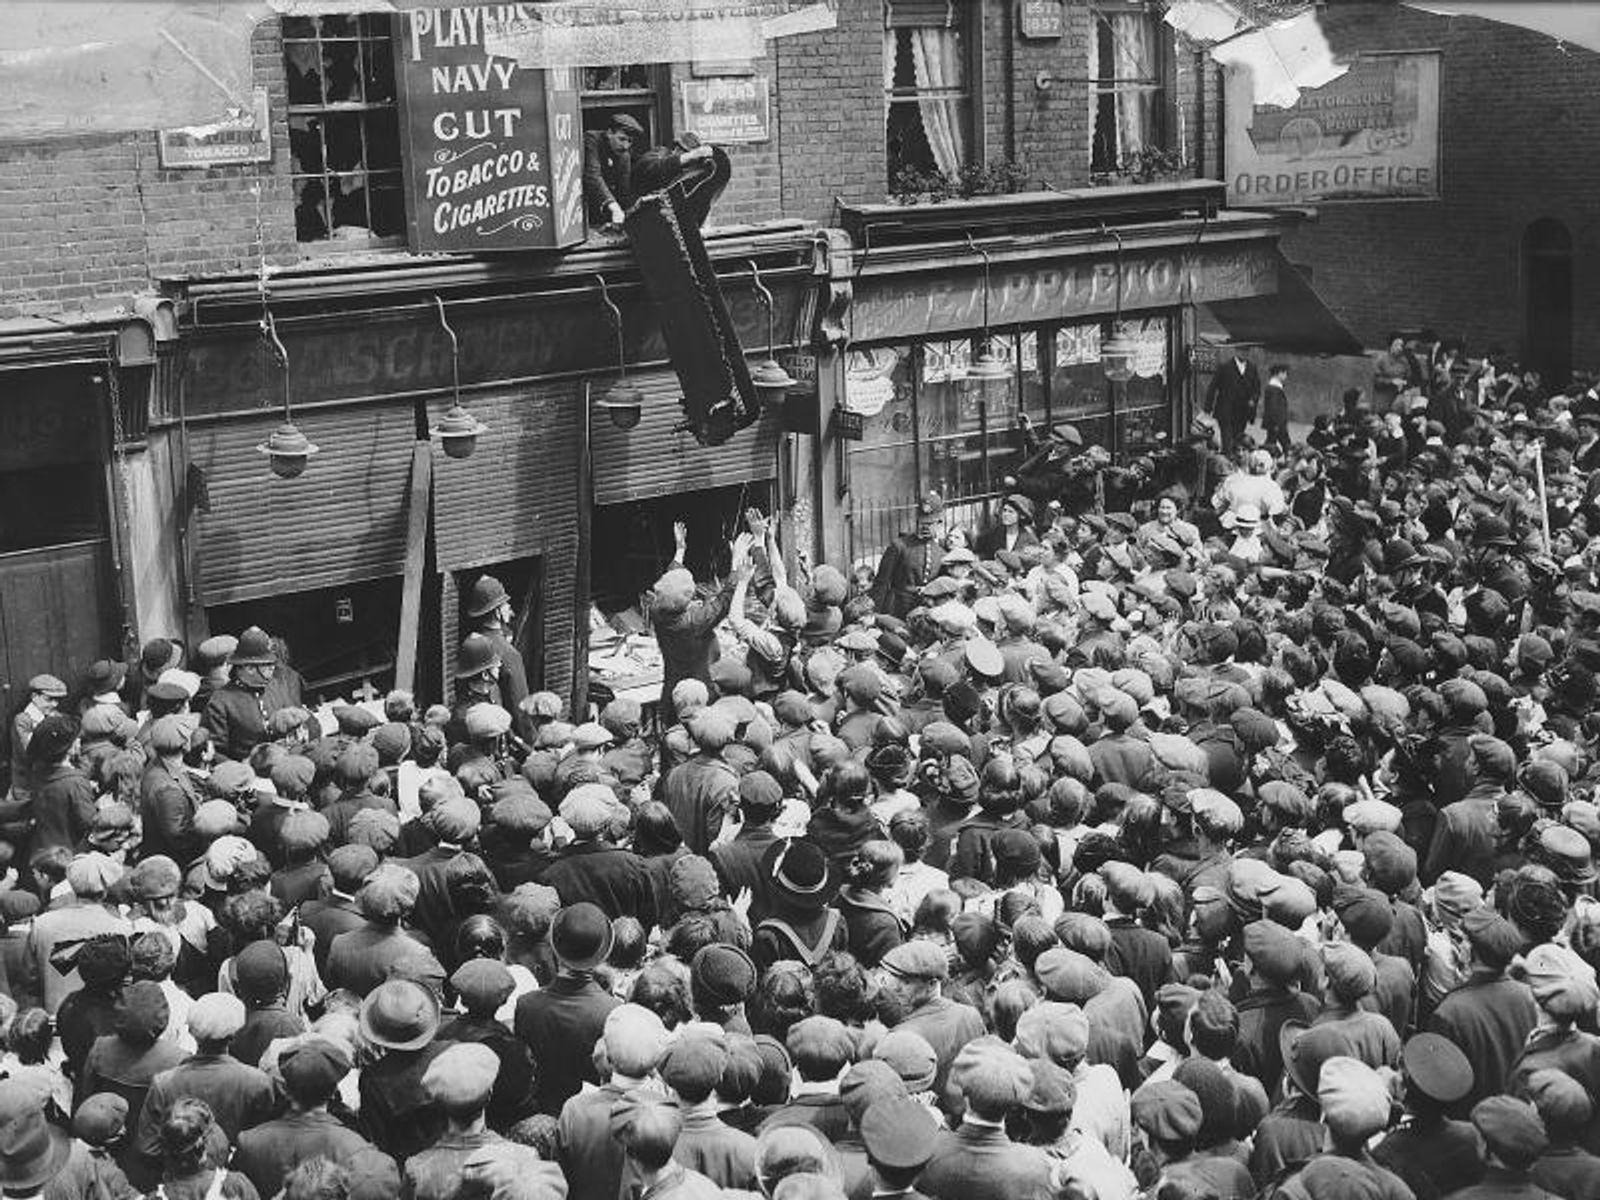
[187,992,247,1042]
[951,1038,1034,1111]
[879,939,949,982]
[451,959,516,1012]
[423,1042,501,1110]
[1317,1056,1391,1142]
[1471,1096,1547,1167]
[859,1096,941,1171]
[1131,1080,1203,1142]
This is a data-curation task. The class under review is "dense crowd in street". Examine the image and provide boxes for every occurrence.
[4,341,1600,1200]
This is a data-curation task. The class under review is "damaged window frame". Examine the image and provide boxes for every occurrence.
[283,13,407,246]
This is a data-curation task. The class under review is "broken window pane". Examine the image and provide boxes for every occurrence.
[321,40,361,104]
[288,115,324,175]
[365,113,401,170]
[284,41,323,106]
[323,112,365,173]
[293,176,331,242]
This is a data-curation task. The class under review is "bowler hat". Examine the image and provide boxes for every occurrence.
[763,838,833,911]
[466,575,511,619]
[229,626,277,666]
[550,902,614,970]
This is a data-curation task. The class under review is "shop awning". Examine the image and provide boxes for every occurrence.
[1199,248,1365,356]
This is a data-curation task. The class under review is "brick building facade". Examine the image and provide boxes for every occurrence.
[0,0,1289,720]
[1265,4,1600,383]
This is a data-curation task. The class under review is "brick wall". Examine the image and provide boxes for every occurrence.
[1006,2,1094,188]
[0,24,296,317]
[0,1,1210,314]
[774,0,884,222]
[1263,3,1600,370]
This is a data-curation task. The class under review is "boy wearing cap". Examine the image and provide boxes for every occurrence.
[923,1039,1053,1200]
[859,1095,941,1200]
[405,1042,506,1200]
[439,959,536,1131]
[132,993,277,1175]
[140,717,205,867]
[236,1036,399,1200]
[555,1004,669,1200]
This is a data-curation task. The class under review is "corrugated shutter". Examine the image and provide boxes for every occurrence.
[190,404,417,605]
[591,369,781,506]
[431,382,583,698]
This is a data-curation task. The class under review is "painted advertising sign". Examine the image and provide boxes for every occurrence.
[680,77,771,143]
[394,6,585,252]
[1225,52,1442,206]
[483,0,837,69]
[158,89,272,168]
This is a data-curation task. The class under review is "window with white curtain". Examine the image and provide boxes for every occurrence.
[885,0,975,189]
[1090,1,1167,176]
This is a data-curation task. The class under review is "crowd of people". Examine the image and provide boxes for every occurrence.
[3,353,1600,1200]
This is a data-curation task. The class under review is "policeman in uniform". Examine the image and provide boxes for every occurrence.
[871,492,946,620]
[201,626,279,762]
[449,634,503,748]
[464,575,531,738]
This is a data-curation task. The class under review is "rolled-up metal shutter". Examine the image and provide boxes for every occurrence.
[591,369,781,506]
[189,404,417,605]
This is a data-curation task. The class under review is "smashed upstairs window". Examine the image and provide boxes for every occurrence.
[284,14,405,245]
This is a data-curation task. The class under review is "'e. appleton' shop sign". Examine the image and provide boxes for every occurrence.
[395,6,586,252]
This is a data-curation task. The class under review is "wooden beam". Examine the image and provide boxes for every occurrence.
[394,441,432,694]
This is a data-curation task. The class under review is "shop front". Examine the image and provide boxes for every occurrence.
[0,315,169,784]
[824,185,1284,567]
[162,227,820,710]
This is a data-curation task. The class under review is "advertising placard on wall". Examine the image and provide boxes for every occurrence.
[395,7,585,252]
[681,77,771,143]
[1225,52,1441,206]
[158,90,271,169]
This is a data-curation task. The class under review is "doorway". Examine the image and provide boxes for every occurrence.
[0,366,119,779]
[454,556,546,692]
[1523,218,1573,389]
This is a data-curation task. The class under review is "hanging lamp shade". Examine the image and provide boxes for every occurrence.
[257,421,319,479]
[430,402,489,459]
[1101,328,1137,382]
[967,341,1012,382]
[750,356,797,408]
[597,381,644,430]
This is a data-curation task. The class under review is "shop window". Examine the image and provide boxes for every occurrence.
[284,14,405,245]
[885,0,977,191]
[1090,2,1169,177]
[581,64,669,142]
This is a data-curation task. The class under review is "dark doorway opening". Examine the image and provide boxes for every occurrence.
[208,575,403,705]
[590,481,775,617]
[1523,218,1573,389]
[454,556,546,693]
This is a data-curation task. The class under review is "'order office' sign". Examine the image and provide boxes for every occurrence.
[1224,52,1441,206]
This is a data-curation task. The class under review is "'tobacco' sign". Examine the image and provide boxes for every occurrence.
[394,7,586,252]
